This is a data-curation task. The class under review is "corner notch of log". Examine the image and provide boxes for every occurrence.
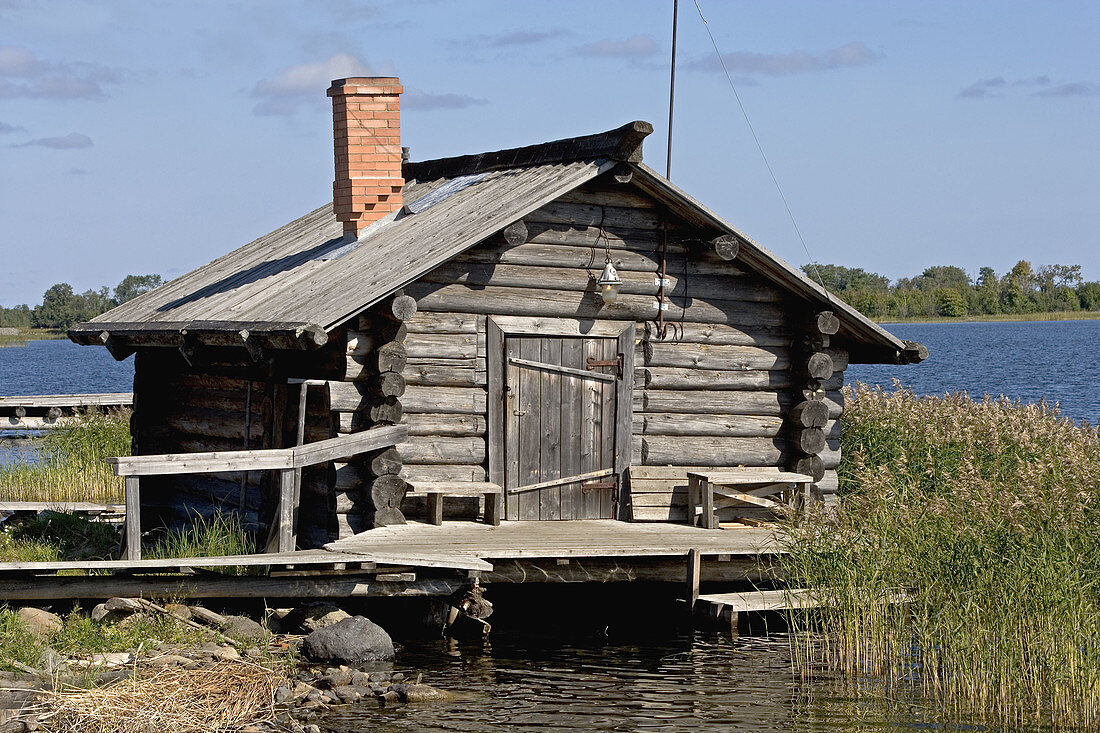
[239,329,265,363]
[711,234,740,261]
[898,340,929,364]
[808,311,840,336]
[384,293,418,322]
[501,220,528,247]
[98,331,134,361]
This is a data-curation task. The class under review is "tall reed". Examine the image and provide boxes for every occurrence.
[0,409,130,503]
[783,383,1100,729]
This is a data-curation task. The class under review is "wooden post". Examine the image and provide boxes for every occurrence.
[484,492,502,526]
[426,492,444,525]
[700,475,716,529]
[687,473,699,527]
[276,467,297,553]
[123,475,141,561]
[686,548,701,614]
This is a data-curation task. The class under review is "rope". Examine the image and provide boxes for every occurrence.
[691,0,833,303]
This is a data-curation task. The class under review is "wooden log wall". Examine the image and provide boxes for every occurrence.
[328,293,415,537]
[333,177,848,526]
[129,350,282,540]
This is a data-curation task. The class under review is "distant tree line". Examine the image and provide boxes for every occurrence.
[802,261,1100,320]
[0,275,163,329]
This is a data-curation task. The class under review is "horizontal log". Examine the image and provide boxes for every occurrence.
[526,201,662,230]
[809,311,840,336]
[636,390,843,418]
[399,436,486,466]
[162,407,264,442]
[406,413,487,437]
[418,262,783,303]
[401,386,486,415]
[365,446,403,477]
[502,219,528,246]
[403,464,488,483]
[788,400,830,428]
[636,367,842,392]
[354,316,408,343]
[404,312,479,334]
[789,455,825,482]
[368,372,406,398]
[346,330,374,356]
[640,342,788,370]
[642,321,789,347]
[385,294,418,322]
[368,397,403,425]
[455,241,747,276]
[634,436,784,467]
[792,427,827,455]
[555,187,656,210]
[405,332,477,359]
[406,283,790,327]
[712,234,740,261]
[634,413,783,437]
[800,352,834,380]
[404,361,484,387]
[525,223,689,255]
[814,470,839,495]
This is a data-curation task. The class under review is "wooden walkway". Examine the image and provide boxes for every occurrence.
[327,519,779,560]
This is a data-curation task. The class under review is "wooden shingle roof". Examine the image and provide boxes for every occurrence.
[71,121,922,364]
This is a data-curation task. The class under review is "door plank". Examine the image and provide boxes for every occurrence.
[539,338,562,520]
[581,338,603,519]
[518,337,542,520]
[559,338,582,521]
[599,338,617,519]
[504,338,521,521]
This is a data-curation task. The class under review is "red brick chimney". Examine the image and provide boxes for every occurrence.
[327,77,404,237]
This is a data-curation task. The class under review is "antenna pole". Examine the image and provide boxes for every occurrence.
[666,0,678,179]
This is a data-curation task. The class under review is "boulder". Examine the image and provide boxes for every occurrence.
[103,597,142,614]
[90,604,127,624]
[16,608,61,640]
[283,603,351,634]
[189,606,227,627]
[301,616,394,664]
[164,604,191,621]
[219,615,267,643]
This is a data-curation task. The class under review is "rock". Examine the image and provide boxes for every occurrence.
[116,613,150,630]
[188,606,227,627]
[15,608,61,640]
[90,604,126,624]
[68,652,132,670]
[38,650,66,675]
[274,686,293,704]
[381,690,400,705]
[164,604,191,621]
[350,670,370,687]
[404,683,452,702]
[283,603,351,634]
[244,647,263,660]
[304,726,321,733]
[219,615,266,643]
[333,685,361,703]
[103,597,143,614]
[391,672,405,683]
[301,616,394,665]
[212,646,240,662]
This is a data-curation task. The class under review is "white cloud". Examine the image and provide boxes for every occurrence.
[403,90,487,110]
[690,42,881,76]
[577,34,659,58]
[251,53,377,115]
[12,132,93,149]
[0,45,121,99]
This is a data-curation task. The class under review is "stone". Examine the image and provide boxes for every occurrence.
[212,646,240,662]
[305,726,321,733]
[283,603,351,634]
[274,686,293,704]
[219,615,267,643]
[15,609,61,640]
[404,683,452,702]
[333,685,361,703]
[148,655,192,668]
[350,670,370,687]
[90,604,126,624]
[38,650,66,675]
[103,597,142,614]
[116,613,150,630]
[164,604,191,621]
[301,616,394,665]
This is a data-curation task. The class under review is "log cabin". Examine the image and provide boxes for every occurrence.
[70,76,926,551]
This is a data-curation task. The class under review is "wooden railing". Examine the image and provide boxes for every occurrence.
[108,424,407,559]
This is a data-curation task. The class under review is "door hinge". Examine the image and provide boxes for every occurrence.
[586,353,623,379]
[581,479,617,493]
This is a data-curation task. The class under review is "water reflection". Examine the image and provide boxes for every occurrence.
[321,631,1008,733]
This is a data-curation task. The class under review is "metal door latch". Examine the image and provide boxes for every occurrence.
[586,353,624,378]
[512,408,527,416]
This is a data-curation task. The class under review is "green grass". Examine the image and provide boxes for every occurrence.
[877,309,1100,324]
[0,606,210,674]
[146,513,257,575]
[0,409,130,503]
[782,384,1100,729]
[0,328,65,347]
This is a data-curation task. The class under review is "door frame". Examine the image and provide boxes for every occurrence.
[486,317,635,517]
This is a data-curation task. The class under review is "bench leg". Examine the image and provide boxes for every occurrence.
[701,477,717,529]
[484,493,502,526]
[688,475,699,527]
[426,492,444,526]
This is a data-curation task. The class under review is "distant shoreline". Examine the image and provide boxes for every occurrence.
[876,311,1100,325]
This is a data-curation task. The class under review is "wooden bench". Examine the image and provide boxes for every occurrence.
[408,482,503,526]
[686,469,815,529]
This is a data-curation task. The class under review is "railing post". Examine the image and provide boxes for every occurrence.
[276,467,297,553]
[124,475,141,561]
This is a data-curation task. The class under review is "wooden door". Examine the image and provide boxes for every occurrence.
[504,336,619,520]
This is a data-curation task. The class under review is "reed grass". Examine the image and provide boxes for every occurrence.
[0,409,130,503]
[146,513,257,575]
[782,383,1100,729]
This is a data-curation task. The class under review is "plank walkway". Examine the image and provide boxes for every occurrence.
[327,519,780,560]
[0,501,124,516]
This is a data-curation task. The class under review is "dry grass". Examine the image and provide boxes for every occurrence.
[783,383,1100,729]
[40,661,287,733]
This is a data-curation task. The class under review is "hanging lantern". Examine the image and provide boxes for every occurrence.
[596,260,622,304]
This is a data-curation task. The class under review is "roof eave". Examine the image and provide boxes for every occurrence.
[68,320,328,361]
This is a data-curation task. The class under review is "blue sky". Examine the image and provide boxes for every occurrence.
[1,0,1098,307]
